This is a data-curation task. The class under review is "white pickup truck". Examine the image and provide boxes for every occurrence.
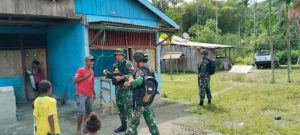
[255,50,280,69]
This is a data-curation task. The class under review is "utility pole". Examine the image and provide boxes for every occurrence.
[197,0,199,24]
[269,0,275,83]
[253,0,256,35]
[215,0,219,33]
[286,1,292,83]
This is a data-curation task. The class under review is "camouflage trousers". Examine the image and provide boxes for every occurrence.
[199,75,212,100]
[125,105,160,135]
[116,86,133,121]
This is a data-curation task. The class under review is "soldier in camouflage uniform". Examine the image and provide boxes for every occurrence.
[198,49,212,107]
[124,51,160,135]
[104,49,134,133]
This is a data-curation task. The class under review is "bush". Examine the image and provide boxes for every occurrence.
[234,56,254,65]
[276,50,299,65]
[161,93,168,98]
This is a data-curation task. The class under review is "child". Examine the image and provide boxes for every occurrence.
[85,113,101,135]
[33,80,61,135]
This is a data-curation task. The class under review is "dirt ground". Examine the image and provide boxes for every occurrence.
[0,97,222,135]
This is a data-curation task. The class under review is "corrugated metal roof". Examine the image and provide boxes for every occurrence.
[137,0,179,29]
[160,36,234,49]
[162,52,184,60]
[81,0,179,30]
[87,15,158,28]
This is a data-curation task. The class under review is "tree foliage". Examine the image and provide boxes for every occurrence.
[152,0,300,64]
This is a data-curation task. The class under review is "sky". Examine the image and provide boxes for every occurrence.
[181,0,265,3]
[149,0,266,4]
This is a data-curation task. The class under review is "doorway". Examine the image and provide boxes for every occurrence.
[24,48,48,100]
[0,34,48,101]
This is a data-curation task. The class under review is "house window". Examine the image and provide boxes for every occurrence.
[89,29,158,71]
[89,30,156,49]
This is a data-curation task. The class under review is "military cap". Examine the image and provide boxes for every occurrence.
[200,49,208,56]
[114,48,125,56]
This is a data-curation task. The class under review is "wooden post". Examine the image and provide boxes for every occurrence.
[96,77,115,116]
[169,46,173,80]
[109,80,113,114]
[99,80,103,109]
[162,59,165,73]
[184,56,187,73]
[20,34,29,101]
[176,59,179,74]
[269,0,276,84]
[229,48,231,61]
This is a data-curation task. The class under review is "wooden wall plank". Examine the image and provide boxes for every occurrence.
[74,0,82,13]
[16,0,26,14]
[66,0,76,17]
[1,0,76,18]
[100,0,107,16]
[1,0,15,14]
[55,1,64,17]
[161,46,207,72]
[0,50,22,77]
[95,0,101,15]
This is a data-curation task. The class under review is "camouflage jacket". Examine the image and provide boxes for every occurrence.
[130,65,152,88]
[130,65,153,107]
[198,58,210,77]
[108,59,134,86]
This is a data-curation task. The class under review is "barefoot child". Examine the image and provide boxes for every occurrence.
[33,80,61,135]
[85,113,101,135]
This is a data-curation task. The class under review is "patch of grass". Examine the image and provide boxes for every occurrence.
[162,68,300,134]
[161,74,232,103]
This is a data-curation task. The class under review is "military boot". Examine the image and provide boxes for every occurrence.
[114,120,127,133]
[199,100,204,107]
[208,99,212,105]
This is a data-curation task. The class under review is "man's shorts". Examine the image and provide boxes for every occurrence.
[75,94,93,116]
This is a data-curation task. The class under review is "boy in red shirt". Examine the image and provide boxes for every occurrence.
[73,55,96,135]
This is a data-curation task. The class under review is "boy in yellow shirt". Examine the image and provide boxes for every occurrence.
[33,80,61,135]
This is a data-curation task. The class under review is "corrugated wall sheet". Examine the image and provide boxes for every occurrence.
[89,29,156,49]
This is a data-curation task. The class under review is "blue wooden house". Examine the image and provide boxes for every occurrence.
[0,0,179,104]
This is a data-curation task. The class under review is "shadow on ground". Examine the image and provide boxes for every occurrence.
[0,97,222,135]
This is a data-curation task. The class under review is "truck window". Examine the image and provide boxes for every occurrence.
[257,51,270,56]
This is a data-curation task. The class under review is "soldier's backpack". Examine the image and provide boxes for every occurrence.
[133,67,159,107]
[207,59,216,75]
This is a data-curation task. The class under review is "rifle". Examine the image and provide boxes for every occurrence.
[103,69,125,86]
[197,66,201,87]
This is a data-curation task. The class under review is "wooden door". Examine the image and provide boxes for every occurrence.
[24,49,47,100]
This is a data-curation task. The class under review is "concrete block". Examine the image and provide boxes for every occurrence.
[0,86,16,125]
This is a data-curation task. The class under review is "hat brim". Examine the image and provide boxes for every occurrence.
[86,58,95,61]
[114,53,125,56]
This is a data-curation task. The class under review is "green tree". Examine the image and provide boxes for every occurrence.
[195,27,219,43]
[169,0,183,7]
[191,19,221,43]
[151,0,169,12]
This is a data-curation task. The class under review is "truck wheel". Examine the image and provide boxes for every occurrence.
[256,64,260,69]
